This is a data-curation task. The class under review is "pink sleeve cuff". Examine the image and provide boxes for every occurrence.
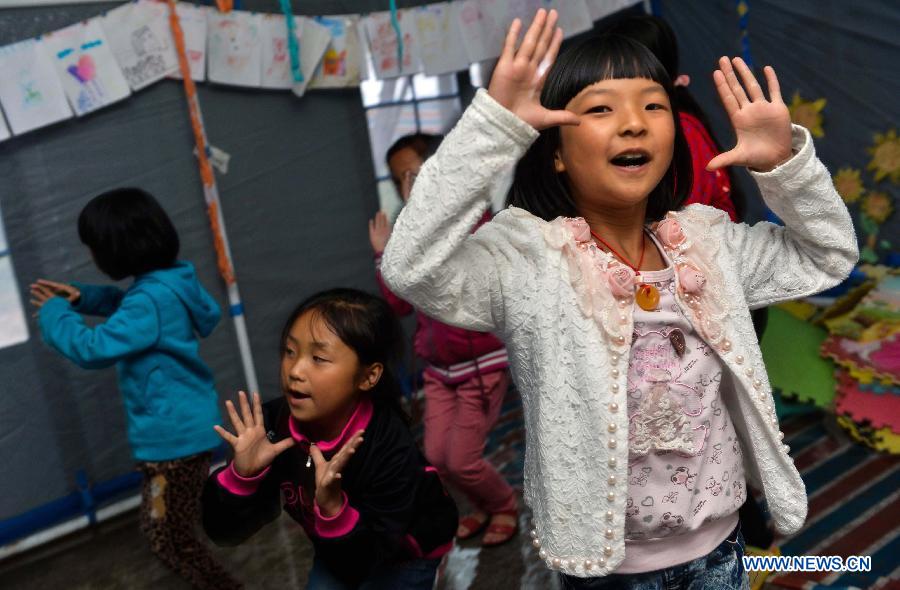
[216,463,270,496]
[313,492,360,538]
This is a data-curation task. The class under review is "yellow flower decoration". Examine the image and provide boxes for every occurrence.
[788,92,826,138]
[861,190,893,224]
[867,129,900,184]
[833,167,865,204]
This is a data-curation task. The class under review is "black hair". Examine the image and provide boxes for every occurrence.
[605,15,747,220]
[77,187,179,280]
[385,133,443,190]
[280,288,408,422]
[507,34,693,223]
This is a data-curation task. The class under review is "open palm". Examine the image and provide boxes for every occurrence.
[487,9,579,131]
[215,391,294,477]
[310,429,365,516]
[708,57,793,172]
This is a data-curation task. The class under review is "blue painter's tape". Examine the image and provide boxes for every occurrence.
[230,303,244,317]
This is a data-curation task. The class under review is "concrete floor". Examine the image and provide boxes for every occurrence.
[0,495,560,590]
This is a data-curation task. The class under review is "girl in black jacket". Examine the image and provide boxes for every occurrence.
[202,288,458,589]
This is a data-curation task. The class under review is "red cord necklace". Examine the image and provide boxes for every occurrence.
[589,228,660,311]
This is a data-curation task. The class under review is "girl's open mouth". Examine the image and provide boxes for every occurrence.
[610,150,651,168]
[287,390,312,403]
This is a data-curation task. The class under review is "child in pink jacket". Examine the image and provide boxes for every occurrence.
[368,134,518,547]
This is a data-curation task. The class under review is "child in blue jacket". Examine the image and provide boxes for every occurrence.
[31,187,242,590]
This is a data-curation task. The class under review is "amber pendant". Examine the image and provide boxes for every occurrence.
[635,283,660,311]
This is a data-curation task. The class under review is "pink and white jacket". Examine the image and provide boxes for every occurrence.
[381,89,858,578]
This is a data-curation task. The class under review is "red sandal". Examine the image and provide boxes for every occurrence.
[456,512,489,540]
[482,510,518,547]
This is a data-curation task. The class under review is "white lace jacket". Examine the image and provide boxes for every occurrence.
[381,89,858,577]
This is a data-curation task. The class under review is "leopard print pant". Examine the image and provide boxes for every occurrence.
[137,452,243,590]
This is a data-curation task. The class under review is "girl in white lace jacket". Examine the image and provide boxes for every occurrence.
[381,10,857,585]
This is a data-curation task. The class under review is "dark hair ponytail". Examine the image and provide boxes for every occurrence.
[280,288,408,423]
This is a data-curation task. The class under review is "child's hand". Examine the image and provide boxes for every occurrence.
[708,57,793,173]
[487,9,579,131]
[310,429,365,517]
[29,279,80,309]
[368,211,392,253]
[214,391,295,477]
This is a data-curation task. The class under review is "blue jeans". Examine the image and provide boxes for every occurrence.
[559,526,749,590]
[306,555,440,590]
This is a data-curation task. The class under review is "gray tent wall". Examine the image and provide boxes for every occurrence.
[0,0,408,523]
[2,0,898,537]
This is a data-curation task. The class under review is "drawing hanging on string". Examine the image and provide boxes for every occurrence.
[207,10,262,87]
[291,17,331,96]
[103,0,179,90]
[0,39,72,136]
[42,19,130,116]
[310,14,362,89]
[168,2,208,81]
[363,9,421,79]
[412,3,469,76]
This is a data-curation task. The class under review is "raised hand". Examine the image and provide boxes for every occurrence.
[368,211,392,253]
[214,391,295,477]
[310,429,365,516]
[30,279,80,309]
[487,9,579,131]
[707,57,793,173]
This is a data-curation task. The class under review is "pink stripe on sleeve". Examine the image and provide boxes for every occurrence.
[313,492,360,538]
[216,463,270,496]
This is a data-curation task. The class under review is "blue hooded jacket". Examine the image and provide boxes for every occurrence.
[39,261,224,461]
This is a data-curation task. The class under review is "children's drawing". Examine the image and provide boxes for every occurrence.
[260,14,295,89]
[291,17,332,97]
[42,19,130,116]
[412,3,469,76]
[207,10,262,88]
[103,0,179,91]
[310,14,362,89]
[363,9,421,79]
[0,39,73,135]
[457,0,510,64]
[169,2,208,81]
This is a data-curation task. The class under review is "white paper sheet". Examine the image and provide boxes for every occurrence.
[207,10,262,88]
[412,3,469,76]
[103,0,179,90]
[309,14,362,89]
[258,14,331,95]
[169,2,208,81]
[291,17,332,97]
[42,19,131,116]
[0,39,73,136]
[363,10,421,79]
[457,0,510,64]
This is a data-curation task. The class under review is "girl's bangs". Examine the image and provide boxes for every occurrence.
[541,35,673,110]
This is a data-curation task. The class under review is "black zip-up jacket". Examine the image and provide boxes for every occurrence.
[202,397,458,586]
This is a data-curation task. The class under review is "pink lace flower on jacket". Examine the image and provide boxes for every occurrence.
[607,264,636,299]
[656,218,687,250]
[677,263,706,294]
